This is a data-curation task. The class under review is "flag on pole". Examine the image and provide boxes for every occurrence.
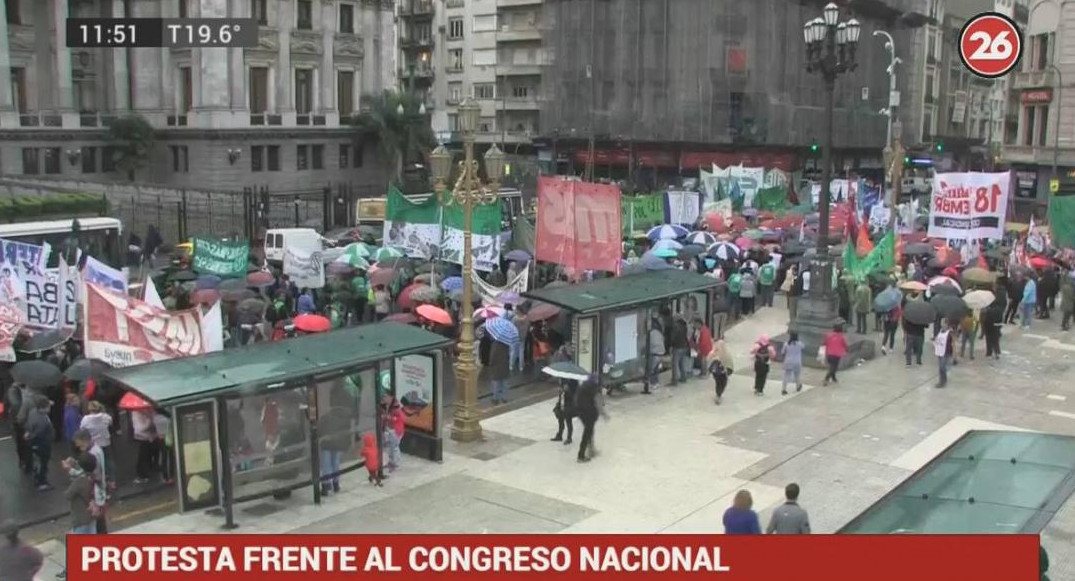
[856,221,874,258]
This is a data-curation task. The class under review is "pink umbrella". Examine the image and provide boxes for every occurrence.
[369,267,396,287]
[735,237,755,250]
[397,283,427,311]
[246,271,274,287]
[118,392,152,410]
[474,306,505,319]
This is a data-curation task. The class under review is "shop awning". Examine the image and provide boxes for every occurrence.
[839,430,1075,534]
[103,323,453,407]
[522,270,722,314]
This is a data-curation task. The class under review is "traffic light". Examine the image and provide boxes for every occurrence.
[904,156,911,165]
[810,141,819,154]
[935,142,944,153]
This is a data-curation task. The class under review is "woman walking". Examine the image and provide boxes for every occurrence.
[822,324,848,386]
[722,490,762,534]
[981,300,1004,359]
[550,380,577,444]
[881,304,901,355]
[707,340,735,405]
[749,335,776,396]
[575,378,608,463]
[781,332,804,395]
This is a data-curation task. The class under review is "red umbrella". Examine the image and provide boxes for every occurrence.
[246,271,274,286]
[384,313,418,324]
[293,314,332,333]
[416,304,453,326]
[1030,255,1051,270]
[527,302,561,321]
[369,267,396,287]
[118,391,152,411]
[942,266,960,278]
[190,288,221,305]
[397,283,427,311]
[728,216,749,232]
[704,212,726,232]
[734,237,755,250]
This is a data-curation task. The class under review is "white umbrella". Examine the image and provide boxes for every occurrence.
[963,289,996,310]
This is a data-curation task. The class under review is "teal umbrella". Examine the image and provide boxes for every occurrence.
[373,247,405,263]
[334,247,370,270]
[340,242,372,259]
[653,248,678,259]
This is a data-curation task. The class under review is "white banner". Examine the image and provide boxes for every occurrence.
[23,266,79,330]
[472,268,529,306]
[729,166,765,208]
[703,198,733,220]
[868,204,892,232]
[283,247,326,289]
[928,172,1011,240]
[665,191,701,225]
[83,283,204,368]
[82,256,127,295]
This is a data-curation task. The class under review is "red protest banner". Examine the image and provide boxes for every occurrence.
[68,534,1038,581]
[83,283,206,368]
[535,177,622,274]
[0,303,23,362]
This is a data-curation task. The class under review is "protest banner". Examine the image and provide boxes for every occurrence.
[1,237,79,330]
[0,303,22,363]
[383,186,501,272]
[83,283,205,368]
[283,247,326,289]
[191,237,249,278]
[664,191,701,225]
[536,177,622,274]
[928,172,1011,240]
[472,268,529,306]
[83,256,128,295]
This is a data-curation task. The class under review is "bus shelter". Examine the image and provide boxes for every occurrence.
[103,322,452,528]
[523,270,723,391]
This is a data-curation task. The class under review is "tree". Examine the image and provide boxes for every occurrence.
[352,89,435,189]
[105,115,156,181]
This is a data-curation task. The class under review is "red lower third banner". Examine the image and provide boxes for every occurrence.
[68,534,1039,581]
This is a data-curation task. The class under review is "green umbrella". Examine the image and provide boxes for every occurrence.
[334,247,370,270]
[341,242,372,259]
[373,247,405,263]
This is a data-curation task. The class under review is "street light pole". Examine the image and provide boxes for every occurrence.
[874,29,902,234]
[431,98,505,443]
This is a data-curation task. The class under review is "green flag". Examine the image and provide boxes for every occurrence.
[847,231,895,281]
[842,238,861,281]
[191,237,249,278]
[441,193,502,271]
[383,185,440,259]
[754,186,788,212]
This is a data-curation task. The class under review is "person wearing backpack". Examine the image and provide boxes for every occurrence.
[707,340,735,404]
[758,260,776,308]
[749,335,776,396]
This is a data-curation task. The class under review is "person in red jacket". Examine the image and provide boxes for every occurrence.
[360,432,382,487]
[822,323,849,385]
[690,319,714,376]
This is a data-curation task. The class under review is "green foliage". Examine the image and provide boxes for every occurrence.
[0,192,109,222]
[352,89,435,185]
[105,114,156,180]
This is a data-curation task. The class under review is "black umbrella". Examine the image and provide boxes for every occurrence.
[236,298,266,324]
[929,284,961,297]
[903,301,937,326]
[12,360,63,390]
[15,329,68,353]
[781,241,809,255]
[219,279,248,293]
[167,269,197,282]
[931,295,969,320]
[542,361,589,381]
[904,242,934,256]
[678,244,705,258]
[221,288,257,302]
[64,358,111,383]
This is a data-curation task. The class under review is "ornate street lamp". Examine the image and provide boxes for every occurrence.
[431,97,505,442]
[796,3,860,347]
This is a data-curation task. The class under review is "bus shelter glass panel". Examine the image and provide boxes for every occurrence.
[317,369,378,478]
[227,385,312,500]
[675,292,709,324]
[599,307,647,383]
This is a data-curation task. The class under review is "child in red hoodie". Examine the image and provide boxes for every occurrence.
[360,432,382,487]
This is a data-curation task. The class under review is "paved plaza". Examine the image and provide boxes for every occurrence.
[31,303,1075,580]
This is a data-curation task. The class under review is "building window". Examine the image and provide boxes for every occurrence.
[1037,105,1050,147]
[472,48,496,66]
[251,145,264,172]
[297,145,309,170]
[178,0,188,19]
[472,14,497,32]
[339,3,354,33]
[297,0,313,30]
[337,70,355,116]
[267,145,281,171]
[512,85,530,98]
[81,147,97,173]
[339,144,351,168]
[474,83,495,100]
[43,148,60,174]
[1023,106,1036,146]
[6,0,21,24]
[102,147,116,172]
[415,22,432,42]
[448,113,459,131]
[170,145,189,173]
[179,66,193,111]
[295,69,314,114]
[448,49,463,71]
[479,116,495,133]
[21,148,38,175]
[1033,33,1053,70]
[448,82,462,104]
[11,67,27,113]
[249,66,269,113]
[251,0,268,25]
[924,69,936,101]
[353,145,363,167]
[448,17,464,39]
[312,144,324,169]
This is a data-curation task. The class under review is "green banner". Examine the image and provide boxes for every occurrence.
[621,194,665,232]
[754,186,789,212]
[1050,195,1075,248]
[191,237,249,277]
[843,231,895,282]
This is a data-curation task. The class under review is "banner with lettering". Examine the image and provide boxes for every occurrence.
[191,237,249,278]
[283,247,326,289]
[472,268,529,306]
[536,177,622,274]
[729,166,765,208]
[620,194,665,233]
[0,303,22,363]
[664,191,701,225]
[0,239,82,330]
[83,256,128,295]
[928,172,1011,240]
[382,186,501,272]
[0,239,48,327]
[83,283,205,368]
[441,198,502,273]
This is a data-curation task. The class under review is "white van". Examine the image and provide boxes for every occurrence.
[264,228,323,264]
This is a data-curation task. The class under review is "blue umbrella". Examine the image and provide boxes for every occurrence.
[640,253,675,270]
[440,276,464,292]
[652,239,683,252]
[646,224,689,242]
[685,231,717,246]
[873,287,902,312]
[482,316,520,345]
[195,274,221,290]
[504,249,532,263]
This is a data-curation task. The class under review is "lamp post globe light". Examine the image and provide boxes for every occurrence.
[431,97,505,442]
[794,3,863,359]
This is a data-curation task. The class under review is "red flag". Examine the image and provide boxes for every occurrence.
[977,254,988,269]
[856,221,874,257]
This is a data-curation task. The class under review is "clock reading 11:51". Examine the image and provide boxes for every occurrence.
[66,18,258,48]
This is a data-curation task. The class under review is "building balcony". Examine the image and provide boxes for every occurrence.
[400,66,435,81]
[1011,68,1058,91]
[400,0,433,16]
[502,97,540,110]
[496,27,542,43]
[498,64,542,76]
[1000,143,1073,166]
[498,0,542,6]
[400,36,434,49]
